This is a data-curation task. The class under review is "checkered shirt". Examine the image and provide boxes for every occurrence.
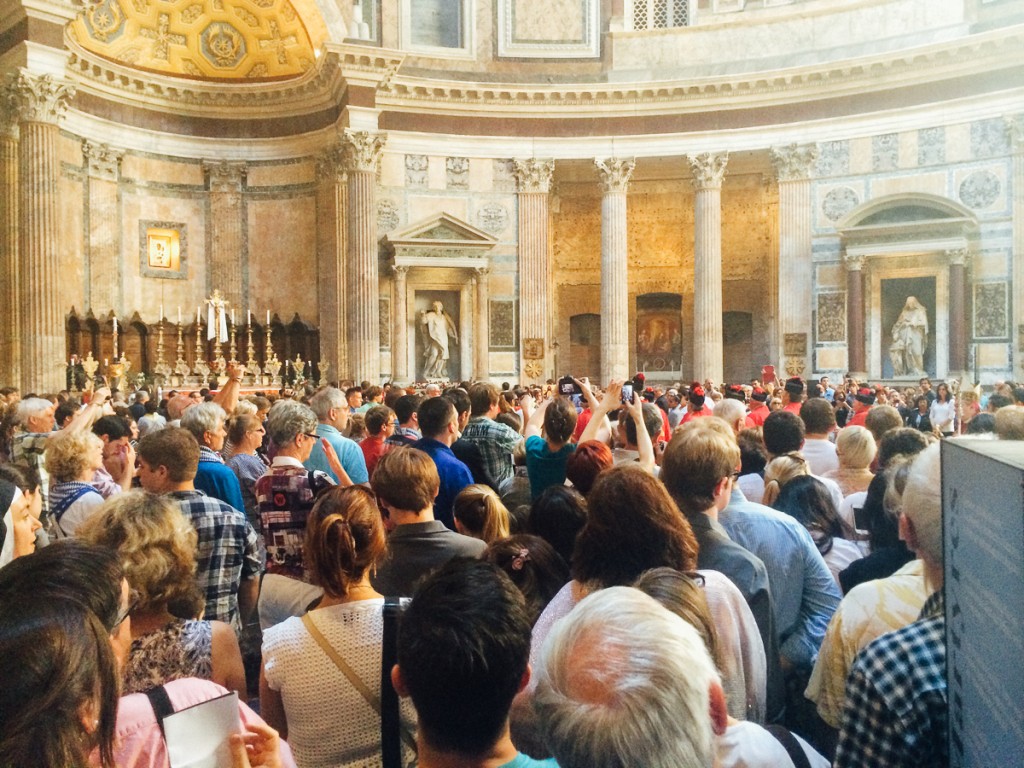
[834,589,947,768]
[459,417,522,488]
[11,431,51,511]
[255,463,334,580]
[168,489,261,631]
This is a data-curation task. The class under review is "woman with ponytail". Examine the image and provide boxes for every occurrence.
[259,485,416,768]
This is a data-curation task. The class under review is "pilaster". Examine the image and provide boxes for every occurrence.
[514,158,554,383]
[0,93,19,386]
[1009,115,1024,378]
[595,157,634,384]
[843,252,867,378]
[203,160,247,309]
[688,151,728,384]
[474,266,490,380]
[771,143,817,378]
[946,247,970,378]
[342,129,386,382]
[391,265,409,382]
[316,145,347,380]
[8,70,75,392]
[83,140,124,316]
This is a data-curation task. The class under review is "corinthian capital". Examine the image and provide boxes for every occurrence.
[594,157,635,194]
[5,71,75,125]
[342,129,386,173]
[203,160,247,193]
[82,141,123,180]
[687,152,728,190]
[513,158,554,193]
[770,143,818,182]
[316,144,346,184]
[946,248,970,267]
[843,251,866,271]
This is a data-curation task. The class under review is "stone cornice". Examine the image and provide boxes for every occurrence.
[64,36,347,120]
[375,26,1024,119]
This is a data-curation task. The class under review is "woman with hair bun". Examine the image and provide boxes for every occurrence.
[453,484,511,544]
[260,485,416,768]
[484,534,569,625]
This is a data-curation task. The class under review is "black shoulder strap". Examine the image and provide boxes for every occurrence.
[381,596,403,768]
[764,724,813,768]
[144,684,175,739]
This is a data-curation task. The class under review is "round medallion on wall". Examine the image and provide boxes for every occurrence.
[958,170,1000,209]
[478,203,509,236]
[377,199,400,233]
[821,187,859,222]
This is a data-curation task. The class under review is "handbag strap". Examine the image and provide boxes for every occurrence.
[300,607,416,760]
[301,612,380,714]
[381,596,404,768]
[144,684,175,739]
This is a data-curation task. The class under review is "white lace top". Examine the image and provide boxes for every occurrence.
[262,599,417,768]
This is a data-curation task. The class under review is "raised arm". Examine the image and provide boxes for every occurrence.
[626,392,655,473]
[578,380,622,444]
[213,363,246,415]
[524,397,550,439]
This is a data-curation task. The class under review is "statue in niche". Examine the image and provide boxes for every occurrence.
[420,301,458,379]
[889,296,929,377]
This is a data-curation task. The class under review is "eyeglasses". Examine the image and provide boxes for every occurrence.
[112,588,140,632]
[303,432,319,441]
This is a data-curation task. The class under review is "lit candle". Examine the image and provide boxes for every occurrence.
[112,316,117,335]
[247,308,251,326]
[159,304,164,321]
[231,309,235,326]
[104,358,108,366]
[197,306,201,325]
[177,306,182,325]
[266,309,270,325]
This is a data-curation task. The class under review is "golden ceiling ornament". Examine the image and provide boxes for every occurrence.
[69,0,323,81]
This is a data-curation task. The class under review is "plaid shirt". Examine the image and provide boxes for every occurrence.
[459,417,522,488]
[11,431,51,511]
[255,459,334,581]
[168,489,261,631]
[834,590,946,768]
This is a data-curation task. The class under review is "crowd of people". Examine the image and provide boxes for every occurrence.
[1,367,1023,768]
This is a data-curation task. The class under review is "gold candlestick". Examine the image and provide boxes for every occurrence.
[246,323,260,379]
[229,323,238,364]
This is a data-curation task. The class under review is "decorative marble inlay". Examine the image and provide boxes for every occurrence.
[493,159,516,191]
[489,300,516,348]
[872,133,899,171]
[405,154,428,187]
[816,293,846,343]
[958,170,1001,209]
[446,157,469,189]
[970,118,1010,159]
[816,141,849,177]
[770,144,817,182]
[497,0,600,58]
[822,187,860,222]
[974,282,1007,339]
[918,127,945,166]
[69,0,319,80]
[377,198,400,233]
[379,297,390,349]
[477,203,509,235]
[784,333,807,356]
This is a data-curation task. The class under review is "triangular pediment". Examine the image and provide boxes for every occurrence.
[385,212,497,247]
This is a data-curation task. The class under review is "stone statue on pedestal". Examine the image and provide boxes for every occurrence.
[420,300,458,379]
[889,296,929,377]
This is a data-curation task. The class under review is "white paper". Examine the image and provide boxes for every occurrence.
[163,691,241,768]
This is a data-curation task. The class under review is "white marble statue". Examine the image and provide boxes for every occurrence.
[889,296,929,377]
[420,300,458,379]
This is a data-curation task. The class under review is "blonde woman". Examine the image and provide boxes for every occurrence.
[44,430,106,537]
[824,425,877,497]
[77,490,246,698]
[761,453,810,507]
[453,484,511,544]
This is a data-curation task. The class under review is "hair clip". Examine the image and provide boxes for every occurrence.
[511,548,530,571]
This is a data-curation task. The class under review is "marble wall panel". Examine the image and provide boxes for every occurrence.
[489,352,517,374]
[247,196,318,317]
[816,264,844,287]
[407,196,469,223]
[446,157,469,190]
[847,138,871,175]
[489,273,515,296]
[405,155,428,188]
[59,133,84,167]
[380,153,405,187]
[510,0,584,40]
[378,198,401,234]
[974,249,1009,279]
[247,161,314,187]
[121,155,204,186]
[818,140,851,178]
[468,158,493,192]
[816,347,847,371]
[977,343,1007,368]
[475,201,511,237]
[956,166,1006,212]
[869,171,947,199]
[898,131,917,169]
[974,282,1008,339]
[816,292,846,342]
[816,182,865,229]
[945,123,973,164]
[427,156,447,190]
[59,173,86,312]
[970,118,1010,160]
[918,127,946,166]
[872,134,899,172]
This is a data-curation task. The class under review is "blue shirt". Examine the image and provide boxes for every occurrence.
[411,438,474,531]
[499,755,559,768]
[524,435,575,500]
[194,446,246,514]
[305,423,370,485]
[719,487,841,668]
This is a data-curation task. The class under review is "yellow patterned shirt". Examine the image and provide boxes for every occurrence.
[805,558,928,728]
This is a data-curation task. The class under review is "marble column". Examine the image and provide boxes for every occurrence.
[688,152,728,384]
[514,159,554,382]
[1009,116,1024,378]
[844,253,867,377]
[203,160,247,309]
[947,248,969,377]
[595,158,634,384]
[9,71,74,393]
[83,141,124,316]
[0,96,19,386]
[474,266,490,380]
[316,145,347,379]
[391,265,409,381]
[342,129,386,382]
[770,143,817,378]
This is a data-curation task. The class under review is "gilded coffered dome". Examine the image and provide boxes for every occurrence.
[68,0,327,81]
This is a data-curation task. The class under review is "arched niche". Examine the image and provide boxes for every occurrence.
[836,193,978,380]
